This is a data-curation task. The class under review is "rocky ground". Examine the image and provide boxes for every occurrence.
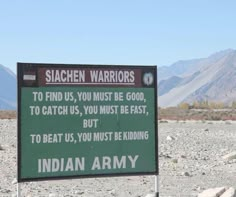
[1,119,236,196]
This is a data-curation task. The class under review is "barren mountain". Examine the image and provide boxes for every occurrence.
[158,59,202,82]
[158,49,236,107]
[0,49,235,109]
[0,65,16,109]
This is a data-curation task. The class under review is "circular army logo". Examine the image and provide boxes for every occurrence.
[143,72,154,86]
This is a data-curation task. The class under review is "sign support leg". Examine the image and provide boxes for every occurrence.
[17,183,21,197]
[155,175,159,197]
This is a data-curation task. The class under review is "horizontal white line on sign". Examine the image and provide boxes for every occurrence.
[46,82,135,85]
[23,75,36,80]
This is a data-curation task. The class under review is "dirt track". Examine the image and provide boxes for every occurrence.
[1,119,236,196]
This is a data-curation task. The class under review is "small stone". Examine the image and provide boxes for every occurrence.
[197,186,202,191]
[11,178,17,184]
[159,120,168,123]
[75,191,84,195]
[182,171,190,176]
[3,189,11,193]
[202,157,208,161]
[166,135,175,141]
[109,189,116,196]
[193,186,202,191]
[167,155,172,159]
[48,193,57,197]
[172,159,178,163]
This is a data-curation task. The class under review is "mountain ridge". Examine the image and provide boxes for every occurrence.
[0,49,235,109]
[0,64,16,109]
[158,49,236,107]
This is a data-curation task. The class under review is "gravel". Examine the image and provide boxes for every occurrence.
[1,119,236,196]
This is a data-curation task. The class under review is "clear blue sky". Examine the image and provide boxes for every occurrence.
[1,0,236,73]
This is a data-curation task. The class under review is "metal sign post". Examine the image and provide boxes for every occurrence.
[17,183,21,197]
[155,175,159,197]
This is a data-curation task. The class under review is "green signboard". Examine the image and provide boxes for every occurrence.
[17,63,158,182]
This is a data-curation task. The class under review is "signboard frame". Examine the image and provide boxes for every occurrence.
[17,63,158,182]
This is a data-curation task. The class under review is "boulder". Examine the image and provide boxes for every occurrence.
[198,187,236,197]
[221,187,236,197]
[222,152,236,161]
[198,187,226,197]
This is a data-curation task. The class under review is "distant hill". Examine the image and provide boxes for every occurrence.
[0,65,16,109]
[158,49,236,107]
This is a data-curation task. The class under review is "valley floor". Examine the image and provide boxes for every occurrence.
[1,119,236,196]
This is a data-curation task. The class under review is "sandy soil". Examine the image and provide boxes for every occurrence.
[1,119,236,196]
